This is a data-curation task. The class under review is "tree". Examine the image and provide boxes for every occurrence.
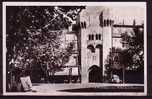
[105,26,144,83]
[104,47,127,83]
[121,26,144,71]
[6,6,85,84]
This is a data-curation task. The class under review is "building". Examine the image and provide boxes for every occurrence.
[53,6,144,84]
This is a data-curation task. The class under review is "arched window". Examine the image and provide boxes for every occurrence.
[81,22,84,28]
[91,34,94,40]
[99,12,103,27]
[104,20,106,26]
[110,20,113,25]
[99,34,101,40]
[84,22,86,28]
[81,21,86,28]
[88,34,94,40]
[107,19,109,26]
[95,34,101,40]
[88,35,91,40]
[96,34,98,40]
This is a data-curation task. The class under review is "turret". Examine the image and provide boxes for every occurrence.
[101,9,114,76]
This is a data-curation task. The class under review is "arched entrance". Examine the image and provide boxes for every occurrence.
[88,65,103,83]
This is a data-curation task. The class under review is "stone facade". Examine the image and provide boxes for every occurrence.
[80,7,114,83]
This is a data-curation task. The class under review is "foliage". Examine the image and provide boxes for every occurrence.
[104,27,144,82]
[121,27,144,70]
[6,6,85,75]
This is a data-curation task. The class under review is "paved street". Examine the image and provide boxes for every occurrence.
[32,83,143,91]
[32,83,144,92]
[4,83,144,96]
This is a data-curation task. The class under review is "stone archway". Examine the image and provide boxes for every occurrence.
[87,44,95,53]
[88,65,102,83]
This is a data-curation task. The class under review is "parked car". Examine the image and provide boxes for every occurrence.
[112,75,122,83]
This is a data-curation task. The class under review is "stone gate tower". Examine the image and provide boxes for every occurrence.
[80,6,114,83]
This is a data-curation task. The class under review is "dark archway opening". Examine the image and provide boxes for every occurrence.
[88,65,103,83]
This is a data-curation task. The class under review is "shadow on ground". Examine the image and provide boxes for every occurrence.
[58,86,144,92]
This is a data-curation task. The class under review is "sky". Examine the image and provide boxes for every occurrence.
[109,6,145,25]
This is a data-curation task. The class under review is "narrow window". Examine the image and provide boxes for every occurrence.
[88,35,91,40]
[92,34,94,40]
[81,22,84,28]
[93,55,96,60]
[104,20,106,26]
[96,34,98,40]
[107,19,109,26]
[99,34,101,40]
[84,22,86,28]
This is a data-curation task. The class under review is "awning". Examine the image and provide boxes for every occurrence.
[54,67,78,76]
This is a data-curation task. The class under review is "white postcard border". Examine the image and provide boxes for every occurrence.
[2,2,147,96]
